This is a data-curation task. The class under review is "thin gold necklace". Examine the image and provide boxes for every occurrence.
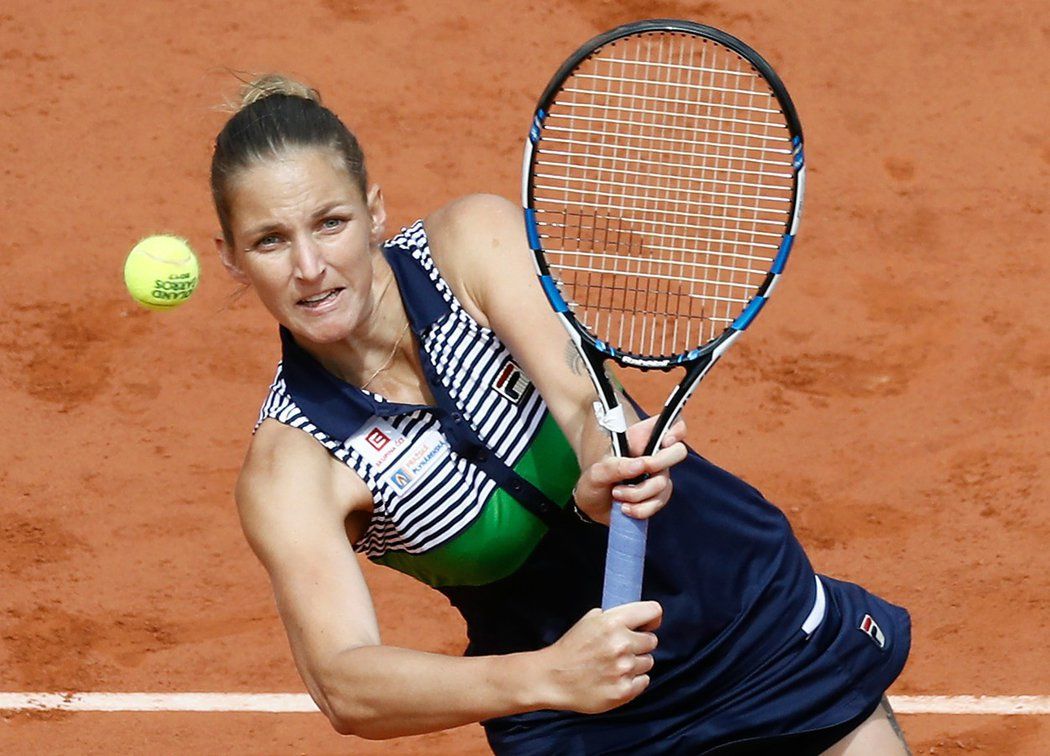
[370,268,396,311]
[359,269,404,390]
[360,320,411,390]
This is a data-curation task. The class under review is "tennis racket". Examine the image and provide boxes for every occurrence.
[521,20,805,609]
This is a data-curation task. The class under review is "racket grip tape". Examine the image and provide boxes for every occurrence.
[601,504,649,609]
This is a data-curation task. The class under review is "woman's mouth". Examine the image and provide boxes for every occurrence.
[297,288,343,309]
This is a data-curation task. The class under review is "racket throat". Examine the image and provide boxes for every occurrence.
[643,358,711,456]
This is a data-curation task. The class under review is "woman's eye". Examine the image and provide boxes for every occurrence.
[255,234,283,251]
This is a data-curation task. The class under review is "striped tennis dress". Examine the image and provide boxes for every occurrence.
[257,221,910,754]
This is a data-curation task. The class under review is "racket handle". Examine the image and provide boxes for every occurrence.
[601,503,649,609]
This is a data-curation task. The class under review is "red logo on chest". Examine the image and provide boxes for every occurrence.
[366,428,390,450]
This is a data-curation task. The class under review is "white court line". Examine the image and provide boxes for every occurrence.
[891,696,1050,715]
[0,693,316,713]
[1,693,1049,715]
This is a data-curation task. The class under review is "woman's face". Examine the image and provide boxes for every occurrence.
[218,146,386,346]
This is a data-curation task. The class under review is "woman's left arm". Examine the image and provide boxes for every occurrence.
[425,194,686,524]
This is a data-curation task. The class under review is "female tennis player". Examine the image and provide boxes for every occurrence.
[211,75,912,754]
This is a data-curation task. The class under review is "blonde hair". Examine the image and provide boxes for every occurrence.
[237,73,321,109]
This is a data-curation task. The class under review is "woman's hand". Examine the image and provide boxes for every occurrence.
[538,601,663,714]
[573,416,688,524]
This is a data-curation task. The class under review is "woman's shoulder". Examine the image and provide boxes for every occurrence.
[424,193,522,260]
[238,419,374,528]
[426,192,519,230]
[421,194,529,324]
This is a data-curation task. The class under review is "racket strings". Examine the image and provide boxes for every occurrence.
[532,32,795,357]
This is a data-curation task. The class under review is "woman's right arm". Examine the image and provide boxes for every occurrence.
[237,420,663,739]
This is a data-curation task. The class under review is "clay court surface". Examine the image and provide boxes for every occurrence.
[1,0,1046,753]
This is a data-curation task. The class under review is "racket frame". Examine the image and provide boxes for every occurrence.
[521,19,805,608]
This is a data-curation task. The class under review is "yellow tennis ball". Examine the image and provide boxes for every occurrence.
[124,234,199,310]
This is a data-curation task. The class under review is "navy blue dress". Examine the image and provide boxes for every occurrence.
[267,222,910,754]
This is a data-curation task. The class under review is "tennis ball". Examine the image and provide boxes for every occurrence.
[124,234,199,310]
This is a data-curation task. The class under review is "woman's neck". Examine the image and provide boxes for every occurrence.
[294,261,433,404]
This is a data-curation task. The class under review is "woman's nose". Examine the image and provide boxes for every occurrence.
[293,237,326,280]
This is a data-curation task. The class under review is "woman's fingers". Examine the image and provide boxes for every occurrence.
[612,473,668,503]
[573,418,688,522]
[615,470,674,519]
[594,442,686,487]
[618,494,670,520]
[546,601,663,713]
[603,599,663,630]
[613,444,684,518]
[646,440,687,471]
[577,441,685,520]
[612,444,687,486]
[587,455,645,488]
[633,653,655,675]
[625,417,688,456]
[596,417,689,485]
[661,419,687,447]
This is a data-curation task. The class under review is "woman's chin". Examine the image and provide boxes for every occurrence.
[286,315,354,346]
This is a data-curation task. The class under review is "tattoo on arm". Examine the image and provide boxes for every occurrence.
[879,696,912,755]
[565,340,586,376]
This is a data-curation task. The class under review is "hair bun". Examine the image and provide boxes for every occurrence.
[239,74,321,110]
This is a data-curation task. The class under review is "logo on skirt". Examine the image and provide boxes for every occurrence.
[859,614,886,649]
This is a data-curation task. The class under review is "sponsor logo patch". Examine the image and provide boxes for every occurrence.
[348,418,409,468]
[348,419,451,496]
[859,614,886,649]
[493,360,531,404]
[366,427,390,450]
[378,427,451,496]
[390,467,413,491]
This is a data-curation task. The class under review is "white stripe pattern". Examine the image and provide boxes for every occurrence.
[256,222,550,559]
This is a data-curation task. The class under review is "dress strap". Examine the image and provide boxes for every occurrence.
[425,368,571,530]
[383,221,452,335]
[384,223,572,529]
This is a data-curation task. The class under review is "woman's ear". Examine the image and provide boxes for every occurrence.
[215,235,250,285]
[367,185,387,243]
